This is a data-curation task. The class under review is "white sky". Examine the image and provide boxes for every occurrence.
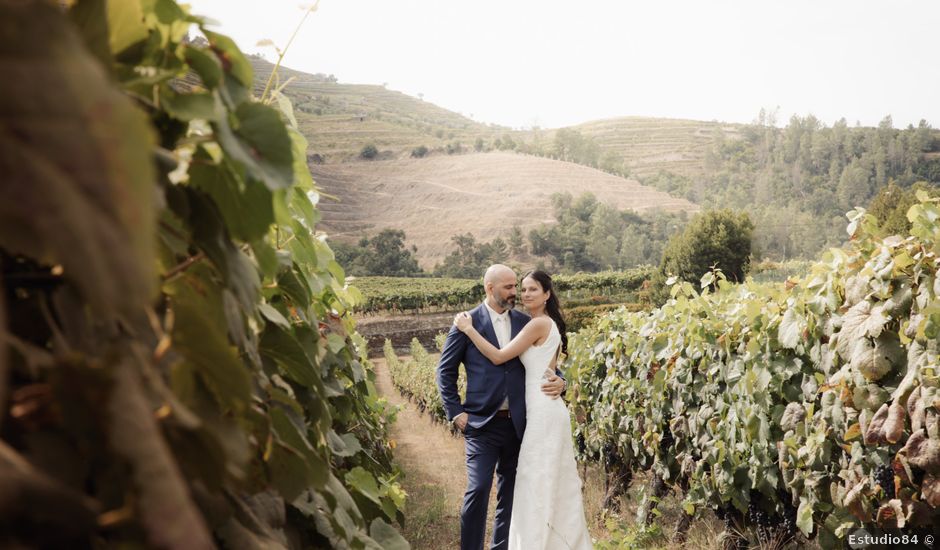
[184,0,940,130]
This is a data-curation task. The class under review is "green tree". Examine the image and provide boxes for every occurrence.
[359,229,423,276]
[586,203,622,269]
[619,225,650,268]
[660,209,754,285]
[867,181,940,236]
[837,161,872,209]
[434,233,488,278]
[508,225,525,255]
[340,229,423,276]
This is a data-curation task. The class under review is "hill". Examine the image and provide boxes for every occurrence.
[568,117,744,179]
[250,56,510,162]
[311,152,698,270]
[250,56,741,175]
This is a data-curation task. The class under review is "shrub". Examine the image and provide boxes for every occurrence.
[360,143,378,159]
[411,145,429,158]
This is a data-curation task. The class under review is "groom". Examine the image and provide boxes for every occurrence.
[436,264,566,550]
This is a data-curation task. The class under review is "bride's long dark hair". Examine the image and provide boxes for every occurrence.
[523,270,568,354]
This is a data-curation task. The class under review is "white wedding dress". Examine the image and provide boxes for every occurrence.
[509,320,592,549]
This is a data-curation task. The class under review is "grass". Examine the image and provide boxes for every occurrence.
[580,465,726,549]
[400,483,453,547]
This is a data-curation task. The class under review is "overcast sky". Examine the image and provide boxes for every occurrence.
[184,0,940,130]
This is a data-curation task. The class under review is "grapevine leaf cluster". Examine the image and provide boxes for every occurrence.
[0,1,407,548]
[567,198,940,546]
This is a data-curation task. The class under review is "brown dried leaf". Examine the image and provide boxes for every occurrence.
[908,387,925,433]
[875,499,904,528]
[884,402,906,444]
[843,423,862,441]
[864,403,889,446]
[844,479,871,522]
[901,430,940,474]
[922,474,940,507]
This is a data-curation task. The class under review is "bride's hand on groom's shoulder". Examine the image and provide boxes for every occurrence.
[454,311,472,333]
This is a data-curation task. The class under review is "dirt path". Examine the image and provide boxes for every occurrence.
[373,358,498,549]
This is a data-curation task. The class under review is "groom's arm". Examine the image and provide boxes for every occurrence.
[436,324,468,422]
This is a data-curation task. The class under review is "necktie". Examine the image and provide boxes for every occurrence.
[495,314,509,348]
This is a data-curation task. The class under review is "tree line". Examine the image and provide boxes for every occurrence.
[643,113,940,259]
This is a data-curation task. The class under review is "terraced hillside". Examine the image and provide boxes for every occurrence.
[252,57,741,177]
[250,57,510,161]
[569,117,744,179]
[311,152,698,270]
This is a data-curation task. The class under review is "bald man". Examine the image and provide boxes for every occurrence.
[437,264,566,550]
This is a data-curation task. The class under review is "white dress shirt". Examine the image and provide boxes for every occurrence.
[484,301,512,410]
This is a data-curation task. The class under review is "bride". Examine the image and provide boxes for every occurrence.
[454,270,592,550]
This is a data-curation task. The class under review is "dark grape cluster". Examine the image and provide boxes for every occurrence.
[714,506,748,550]
[778,497,798,541]
[659,424,674,454]
[603,443,619,469]
[747,498,774,545]
[576,433,586,456]
[873,463,895,499]
[731,491,799,547]
[911,465,926,486]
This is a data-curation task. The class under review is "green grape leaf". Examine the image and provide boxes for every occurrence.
[188,156,274,241]
[345,467,382,507]
[260,325,320,388]
[106,0,148,55]
[368,518,409,550]
[796,497,814,536]
[851,334,902,381]
[164,267,251,412]
[202,29,253,86]
[214,102,294,190]
[160,87,220,121]
[184,44,223,88]
[838,301,889,360]
[259,302,291,329]
[778,307,802,349]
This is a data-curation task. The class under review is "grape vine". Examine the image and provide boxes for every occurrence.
[0,1,407,548]
[567,198,940,546]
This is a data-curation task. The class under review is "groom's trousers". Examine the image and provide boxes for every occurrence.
[461,415,521,550]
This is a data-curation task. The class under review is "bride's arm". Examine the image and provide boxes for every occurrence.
[454,314,550,365]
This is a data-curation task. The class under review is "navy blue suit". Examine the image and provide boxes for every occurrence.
[437,304,529,550]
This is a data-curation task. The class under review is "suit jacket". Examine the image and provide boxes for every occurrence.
[436,303,530,439]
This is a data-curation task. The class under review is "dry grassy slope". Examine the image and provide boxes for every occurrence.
[312,152,698,270]
[250,57,508,161]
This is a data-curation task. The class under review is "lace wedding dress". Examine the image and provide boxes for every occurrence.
[509,320,592,549]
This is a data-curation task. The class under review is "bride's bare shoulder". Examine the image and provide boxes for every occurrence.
[528,316,553,332]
